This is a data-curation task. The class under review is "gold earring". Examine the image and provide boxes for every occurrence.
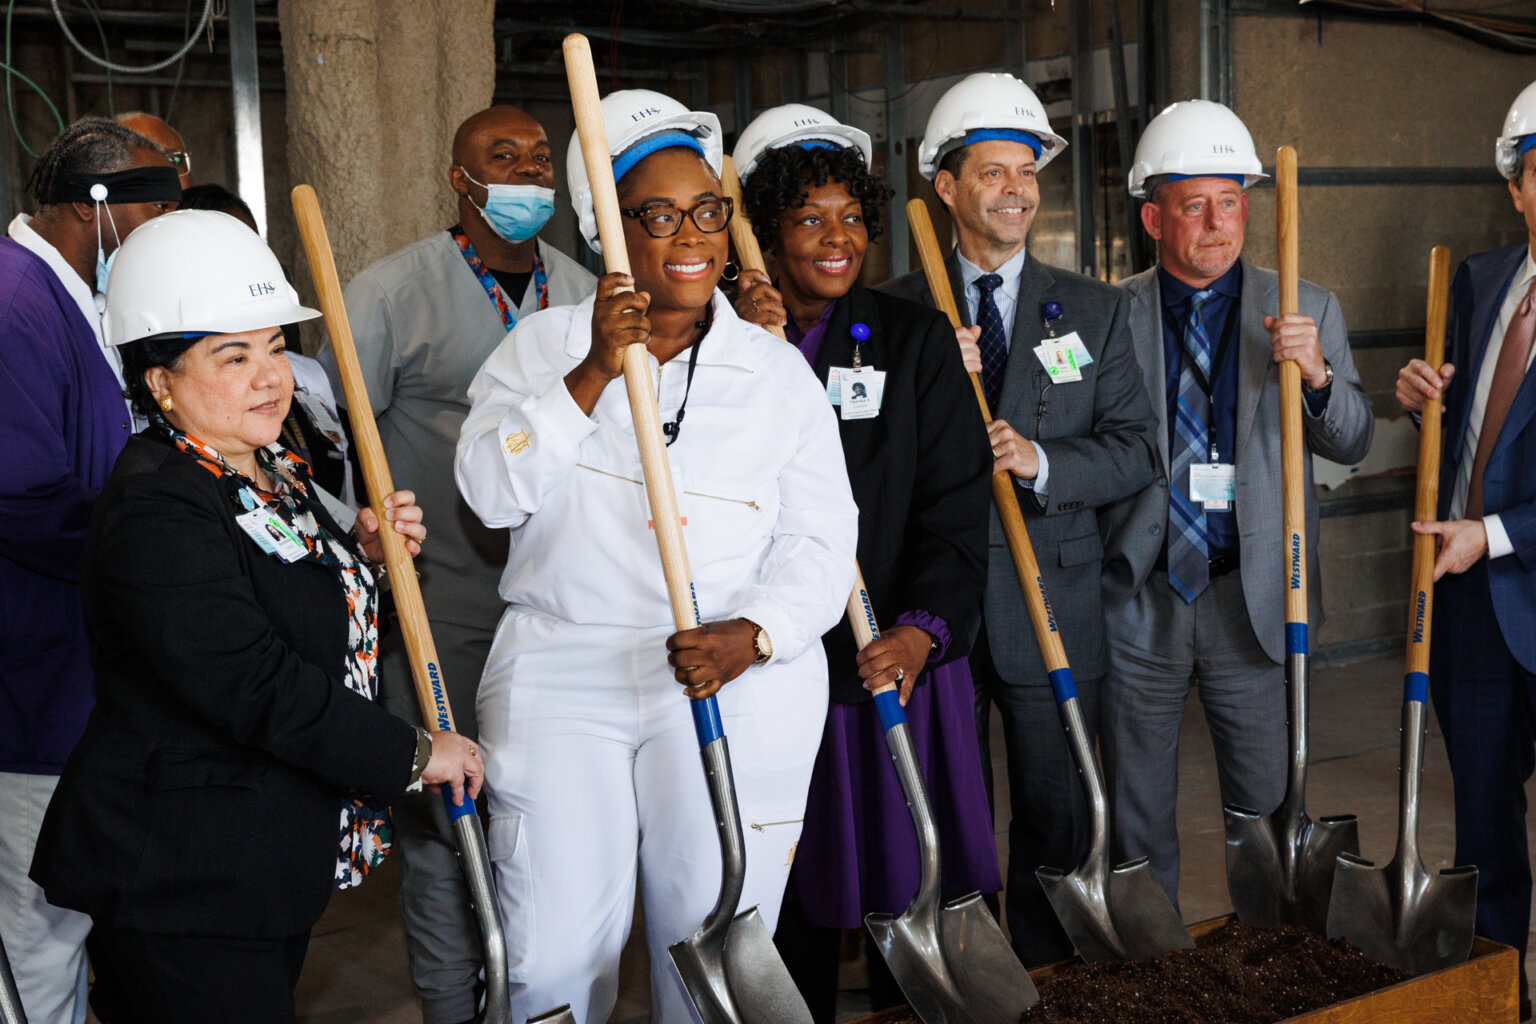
[158,395,174,412]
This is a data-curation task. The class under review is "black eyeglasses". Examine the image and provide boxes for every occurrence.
[620,196,733,238]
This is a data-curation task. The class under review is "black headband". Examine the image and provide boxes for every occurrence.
[54,165,183,205]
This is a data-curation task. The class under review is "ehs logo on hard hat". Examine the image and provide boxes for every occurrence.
[249,281,277,297]
[631,107,663,122]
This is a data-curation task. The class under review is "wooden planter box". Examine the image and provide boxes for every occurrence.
[845,915,1518,1024]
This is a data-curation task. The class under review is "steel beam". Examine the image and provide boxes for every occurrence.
[227,0,266,236]
[883,19,908,277]
[1071,0,1096,277]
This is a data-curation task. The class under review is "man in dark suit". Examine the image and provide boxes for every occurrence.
[882,72,1158,965]
[1099,101,1373,909]
[1397,78,1536,1020]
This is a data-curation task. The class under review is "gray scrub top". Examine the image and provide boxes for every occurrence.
[319,230,596,633]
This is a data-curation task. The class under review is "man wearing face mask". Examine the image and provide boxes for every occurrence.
[0,117,177,1024]
[318,103,593,1024]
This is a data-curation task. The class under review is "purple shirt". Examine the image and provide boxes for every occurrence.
[783,300,838,367]
[0,237,132,773]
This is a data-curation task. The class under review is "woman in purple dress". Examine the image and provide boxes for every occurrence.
[732,105,1000,1020]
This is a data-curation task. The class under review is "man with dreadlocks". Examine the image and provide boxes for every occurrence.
[0,116,177,1024]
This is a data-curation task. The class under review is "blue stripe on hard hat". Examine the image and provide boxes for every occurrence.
[797,141,839,152]
[962,128,1042,158]
[611,131,707,183]
[1521,135,1536,156]
[1168,173,1249,185]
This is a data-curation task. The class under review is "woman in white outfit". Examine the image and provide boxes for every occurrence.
[455,89,858,1024]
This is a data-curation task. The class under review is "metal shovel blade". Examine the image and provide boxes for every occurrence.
[526,1007,576,1024]
[670,907,810,1024]
[862,702,1038,1023]
[1223,802,1359,933]
[867,892,1038,1024]
[1037,855,1195,963]
[446,803,512,1024]
[668,730,812,1024]
[1327,853,1478,975]
[0,933,26,1024]
[1325,694,1478,974]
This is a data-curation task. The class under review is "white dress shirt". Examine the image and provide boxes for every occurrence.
[7,214,138,426]
[955,245,1049,492]
[1450,248,1536,559]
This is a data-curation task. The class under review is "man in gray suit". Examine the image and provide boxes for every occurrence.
[1100,101,1373,907]
[882,72,1158,965]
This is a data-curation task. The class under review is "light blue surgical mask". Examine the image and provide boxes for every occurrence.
[461,170,555,244]
[91,185,121,307]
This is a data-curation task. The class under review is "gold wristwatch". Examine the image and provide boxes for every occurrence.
[747,620,772,664]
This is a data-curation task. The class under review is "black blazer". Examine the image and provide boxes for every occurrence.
[813,283,991,703]
[31,433,416,938]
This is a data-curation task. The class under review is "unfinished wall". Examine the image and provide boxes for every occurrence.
[279,0,496,295]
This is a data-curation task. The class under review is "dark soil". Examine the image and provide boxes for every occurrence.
[875,921,1412,1024]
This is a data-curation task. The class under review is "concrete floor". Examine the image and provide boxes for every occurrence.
[285,652,1525,1023]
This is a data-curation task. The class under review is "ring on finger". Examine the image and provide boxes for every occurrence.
[894,666,905,684]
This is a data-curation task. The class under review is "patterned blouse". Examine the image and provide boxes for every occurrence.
[160,420,392,889]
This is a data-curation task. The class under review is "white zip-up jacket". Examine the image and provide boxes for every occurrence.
[455,290,857,664]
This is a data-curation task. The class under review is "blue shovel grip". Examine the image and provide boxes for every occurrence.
[691,695,725,747]
[1404,671,1429,706]
[1049,667,1077,705]
[439,734,478,823]
[1286,622,1309,657]
[873,688,907,731]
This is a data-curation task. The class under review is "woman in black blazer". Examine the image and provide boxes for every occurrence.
[28,211,482,1024]
[732,108,998,1020]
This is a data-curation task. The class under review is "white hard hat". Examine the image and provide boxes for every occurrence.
[1127,99,1267,199]
[104,210,319,347]
[566,88,723,253]
[917,72,1068,180]
[1497,80,1536,180]
[732,103,873,183]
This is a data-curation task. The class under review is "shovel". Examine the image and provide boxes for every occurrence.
[846,569,1041,1023]
[293,185,511,1024]
[907,200,1191,964]
[563,34,812,1024]
[527,1007,576,1024]
[1222,146,1359,934]
[719,166,1036,1020]
[1325,245,1478,974]
[0,934,26,1024]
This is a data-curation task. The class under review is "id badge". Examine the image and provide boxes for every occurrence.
[293,389,346,445]
[1033,331,1092,383]
[236,507,309,562]
[1189,463,1236,510]
[839,367,886,421]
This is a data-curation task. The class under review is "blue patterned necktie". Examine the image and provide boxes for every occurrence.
[1168,289,1216,603]
[975,273,1008,411]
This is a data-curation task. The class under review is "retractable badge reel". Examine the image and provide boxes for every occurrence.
[840,322,885,420]
[1033,300,1092,384]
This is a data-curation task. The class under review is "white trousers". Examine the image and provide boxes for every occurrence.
[477,613,827,1024]
[0,772,90,1024]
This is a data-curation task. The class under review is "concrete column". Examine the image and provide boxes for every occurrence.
[279,0,495,294]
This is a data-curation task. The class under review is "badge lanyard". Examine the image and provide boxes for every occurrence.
[451,226,549,330]
[1176,296,1238,464]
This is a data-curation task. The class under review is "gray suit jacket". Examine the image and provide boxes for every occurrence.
[1099,261,1374,663]
[882,250,1158,684]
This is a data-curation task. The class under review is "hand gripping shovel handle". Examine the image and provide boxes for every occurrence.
[906,198,1105,839]
[720,157,787,344]
[291,184,511,1024]
[563,27,745,927]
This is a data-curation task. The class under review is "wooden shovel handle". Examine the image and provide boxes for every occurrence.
[720,156,787,343]
[291,184,455,735]
[1275,146,1308,632]
[1406,246,1451,677]
[906,197,1070,674]
[563,33,700,633]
